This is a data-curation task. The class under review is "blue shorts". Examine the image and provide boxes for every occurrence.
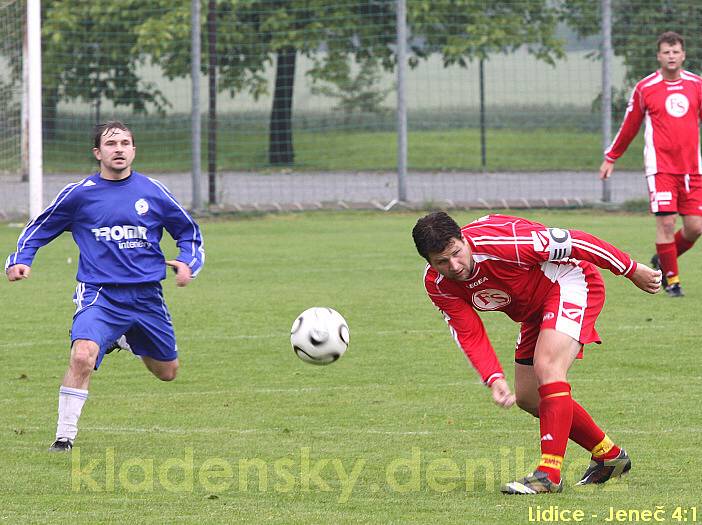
[70,282,177,369]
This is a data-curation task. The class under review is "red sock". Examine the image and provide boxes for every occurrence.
[675,229,695,257]
[537,382,573,484]
[569,400,621,460]
[656,242,678,281]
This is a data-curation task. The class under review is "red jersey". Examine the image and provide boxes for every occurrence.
[605,70,702,176]
[423,215,637,386]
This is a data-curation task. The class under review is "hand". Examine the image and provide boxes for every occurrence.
[629,263,662,294]
[599,159,615,180]
[6,264,31,282]
[490,378,515,409]
[166,260,192,287]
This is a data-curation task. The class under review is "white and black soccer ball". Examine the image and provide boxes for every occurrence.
[290,307,350,365]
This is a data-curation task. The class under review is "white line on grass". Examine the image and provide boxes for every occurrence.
[0,328,446,349]
[12,425,702,437]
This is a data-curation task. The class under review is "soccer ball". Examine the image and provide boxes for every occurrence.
[290,307,350,365]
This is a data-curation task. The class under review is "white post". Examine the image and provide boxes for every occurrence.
[395,0,408,202]
[21,21,29,181]
[191,0,202,212]
[601,0,612,203]
[27,0,43,218]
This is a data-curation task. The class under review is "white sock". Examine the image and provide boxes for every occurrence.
[56,386,89,441]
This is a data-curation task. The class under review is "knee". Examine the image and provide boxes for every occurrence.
[533,360,567,386]
[684,225,702,239]
[658,217,677,237]
[70,340,98,373]
[533,361,550,384]
[156,363,178,382]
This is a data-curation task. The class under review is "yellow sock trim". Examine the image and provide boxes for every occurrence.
[667,275,680,285]
[538,453,563,470]
[542,391,570,400]
[591,434,615,458]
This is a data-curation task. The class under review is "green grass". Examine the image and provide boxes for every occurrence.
[2,210,699,524]
[43,124,646,174]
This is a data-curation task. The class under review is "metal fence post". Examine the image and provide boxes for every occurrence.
[396,0,408,202]
[479,58,486,172]
[207,0,217,205]
[601,0,613,202]
[191,0,202,212]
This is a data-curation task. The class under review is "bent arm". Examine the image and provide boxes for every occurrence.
[156,182,205,278]
[524,224,638,277]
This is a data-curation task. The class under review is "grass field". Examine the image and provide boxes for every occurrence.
[2,210,700,524]
[42,124,646,174]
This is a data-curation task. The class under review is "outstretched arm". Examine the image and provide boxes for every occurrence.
[5,182,78,276]
[510,219,660,294]
[425,271,506,390]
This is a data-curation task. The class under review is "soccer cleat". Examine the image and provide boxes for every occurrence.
[105,335,131,355]
[576,448,631,485]
[48,437,73,452]
[664,283,684,298]
[650,254,667,288]
[501,470,563,494]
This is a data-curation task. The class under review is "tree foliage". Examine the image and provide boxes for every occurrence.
[562,0,702,123]
[410,0,565,66]
[139,0,566,164]
[309,59,393,119]
[562,0,702,86]
[32,1,567,163]
[42,0,170,115]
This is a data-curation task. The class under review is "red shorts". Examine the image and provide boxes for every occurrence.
[514,263,605,365]
[647,173,702,215]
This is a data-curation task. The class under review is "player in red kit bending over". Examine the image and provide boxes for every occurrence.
[412,212,661,494]
[600,31,702,297]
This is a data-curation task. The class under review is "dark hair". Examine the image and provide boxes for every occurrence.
[657,31,684,51]
[412,211,462,261]
[93,121,134,149]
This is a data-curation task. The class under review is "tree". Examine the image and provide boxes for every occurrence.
[140,0,399,165]
[0,6,21,112]
[309,59,393,122]
[41,0,171,138]
[411,0,564,65]
[141,0,566,166]
[562,0,702,117]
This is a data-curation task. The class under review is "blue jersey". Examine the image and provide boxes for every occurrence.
[5,171,204,285]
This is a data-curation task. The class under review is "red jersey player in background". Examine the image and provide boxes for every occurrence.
[412,212,661,494]
[600,31,702,297]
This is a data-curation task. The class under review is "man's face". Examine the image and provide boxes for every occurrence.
[93,128,136,174]
[427,237,473,281]
[657,42,685,75]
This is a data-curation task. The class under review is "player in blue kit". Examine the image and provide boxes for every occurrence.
[5,121,204,451]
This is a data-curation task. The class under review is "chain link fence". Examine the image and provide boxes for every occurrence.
[2,1,701,217]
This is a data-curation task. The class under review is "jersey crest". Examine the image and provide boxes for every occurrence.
[471,288,511,310]
[665,93,689,117]
[135,198,150,215]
